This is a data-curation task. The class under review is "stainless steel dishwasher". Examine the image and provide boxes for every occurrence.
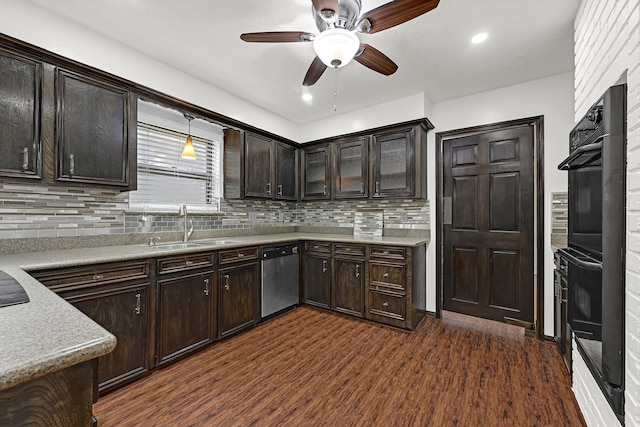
[261,243,299,318]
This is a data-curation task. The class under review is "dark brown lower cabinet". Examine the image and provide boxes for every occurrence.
[333,257,365,317]
[302,252,332,309]
[218,261,259,338]
[30,261,153,395]
[157,270,215,366]
[66,283,152,393]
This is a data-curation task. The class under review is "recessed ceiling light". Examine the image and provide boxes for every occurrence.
[302,93,313,102]
[471,32,488,44]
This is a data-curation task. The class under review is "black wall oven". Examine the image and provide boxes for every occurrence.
[558,83,626,420]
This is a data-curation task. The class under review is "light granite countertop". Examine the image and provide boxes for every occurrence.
[0,232,429,392]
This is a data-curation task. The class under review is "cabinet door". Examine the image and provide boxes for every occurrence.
[371,127,415,197]
[219,262,259,338]
[67,283,152,394]
[0,49,41,179]
[333,257,365,317]
[276,142,298,200]
[334,137,368,198]
[245,132,274,198]
[303,253,331,308]
[301,145,330,200]
[157,271,214,365]
[56,69,134,188]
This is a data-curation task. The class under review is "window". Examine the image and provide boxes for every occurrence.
[129,101,222,212]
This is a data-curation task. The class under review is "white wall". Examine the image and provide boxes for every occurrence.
[574,0,640,426]
[427,73,575,325]
[299,93,427,142]
[0,1,300,142]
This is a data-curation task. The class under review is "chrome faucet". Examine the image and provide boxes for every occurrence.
[148,235,161,246]
[178,204,194,242]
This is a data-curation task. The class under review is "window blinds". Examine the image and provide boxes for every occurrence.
[129,122,221,211]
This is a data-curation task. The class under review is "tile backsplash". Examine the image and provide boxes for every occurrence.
[0,182,429,240]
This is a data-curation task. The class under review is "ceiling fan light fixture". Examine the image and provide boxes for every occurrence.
[313,28,360,68]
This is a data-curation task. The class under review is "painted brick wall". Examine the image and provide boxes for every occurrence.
[574,0,640,425]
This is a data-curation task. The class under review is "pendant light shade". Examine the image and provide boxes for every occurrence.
[313,28,360,68]
[181,114,197,159]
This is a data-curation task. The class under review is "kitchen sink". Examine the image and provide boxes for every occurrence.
[147,242,204,250]
[191,239,238,246]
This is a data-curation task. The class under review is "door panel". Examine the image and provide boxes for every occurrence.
[451,247,479,304]
[452,176,478,230]
[490,172,520,231]
[443,125,534,325]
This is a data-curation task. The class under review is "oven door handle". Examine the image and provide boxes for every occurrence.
[557,139,603,171]
[557,248,602,271]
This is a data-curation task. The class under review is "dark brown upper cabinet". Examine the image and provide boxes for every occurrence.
[56,69,136,190]
[333,136,368,199]
[370,123,427,199]
[245,132,273,198]
[301,144,331,200]
[275,142,298,200]
[0,48,42,179]
[226,131,298,200]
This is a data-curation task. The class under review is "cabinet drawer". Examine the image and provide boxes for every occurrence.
[219,246,259,265]
[157,253,214,274]
[334,243,365,257]
[304,241,331,253]
[369,262,405,290]
[367,287,406,328]
[369,245,406,261]
[32,261,150,293]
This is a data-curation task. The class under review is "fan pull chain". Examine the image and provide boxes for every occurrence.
[333,66,339,112]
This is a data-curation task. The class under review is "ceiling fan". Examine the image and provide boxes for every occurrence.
[240,0,440,86]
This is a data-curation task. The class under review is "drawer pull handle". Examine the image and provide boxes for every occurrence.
[314,245,319,249]
[322,260,327,273]
[267,182,272,195]
[323,184,327,196]
[22,147,29,171]
[204,278,210,296]
[185,260,193,266]
[238,252,244,258]
[278,184,283,196]
[93,274,104,280]
[382,251,389,255]
[69,154,75,176]
[134,293,141,315]
[224,274,230,290]
[355,264,360,278]
[382,301,389,308]
[383,272,389,278]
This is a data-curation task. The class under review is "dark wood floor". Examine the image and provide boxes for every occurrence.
[93,306,586,427]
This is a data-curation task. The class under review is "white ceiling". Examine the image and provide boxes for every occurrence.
[25,0,580,125]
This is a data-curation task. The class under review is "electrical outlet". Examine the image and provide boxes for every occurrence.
[401,212,408,223]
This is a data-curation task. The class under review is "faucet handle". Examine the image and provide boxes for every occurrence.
[148,235,161,246]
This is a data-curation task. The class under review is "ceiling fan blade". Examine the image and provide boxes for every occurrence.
[356,0,440,34]
[240,32,315,43]
[354,44,398,76]
[311,0,340,19]
[303,56,328,86]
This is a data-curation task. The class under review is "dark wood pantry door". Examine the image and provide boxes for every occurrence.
[442,125,534,327]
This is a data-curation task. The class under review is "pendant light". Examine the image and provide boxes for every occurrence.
[181,114,197,159]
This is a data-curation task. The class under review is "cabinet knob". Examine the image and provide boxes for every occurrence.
[383,272,389,278]
[93,273,104,281]
[375,181,380,194]
[134,293,141,315]
[238,252,244,258]
[185,260,193,266]
[382,301,389,308]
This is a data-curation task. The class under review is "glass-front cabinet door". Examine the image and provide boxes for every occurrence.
[333,136,368,199]
[371,128,415,198]
[302,145,330,200]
